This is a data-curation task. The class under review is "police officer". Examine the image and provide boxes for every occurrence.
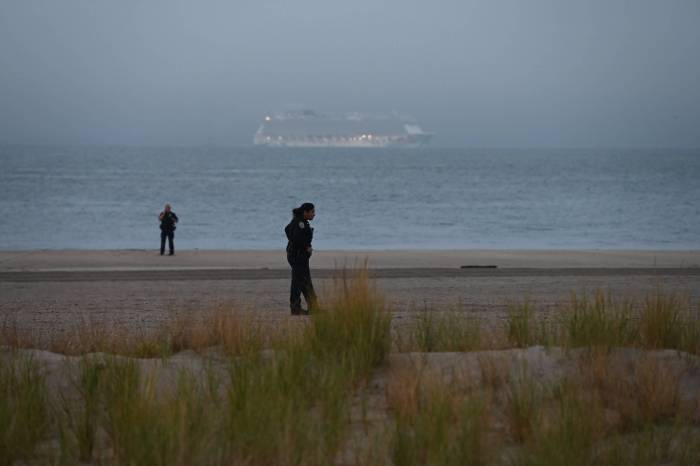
[285,202,318,315]
[158,203,179,256]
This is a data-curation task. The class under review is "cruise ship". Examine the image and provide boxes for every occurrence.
[253,110,433,148]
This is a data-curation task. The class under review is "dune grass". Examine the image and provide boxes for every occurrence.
[639,288,684,350]
[564,291,635,348]
[0,306,273,359]
[2,282,700,464]
[398,309,482,352]
[0,355,49,466]
[402,288,700,355]
[603,424,700,466]
[506,299,537,348]
[505,368,542,443]
[383,347,700,466]
[4,286,697,359]
[56,355,221,466]
[579,350,683,429]
[565,288,698,353]
[57,355,103,462]
[387,366,491,466]
[7,269,392,465]
[382,288,700,464]
[513,380,605,466]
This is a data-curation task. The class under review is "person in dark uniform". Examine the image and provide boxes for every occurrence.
[158,203,179,256]
[285,202,318,315]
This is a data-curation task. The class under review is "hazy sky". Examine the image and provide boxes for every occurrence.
[1,0,699,147]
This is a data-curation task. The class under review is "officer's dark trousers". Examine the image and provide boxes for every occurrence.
[160,231,174,255]
[287,252,317,311]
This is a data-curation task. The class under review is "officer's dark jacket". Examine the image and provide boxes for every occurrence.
[285,217,313,254]
[160,212,178,233]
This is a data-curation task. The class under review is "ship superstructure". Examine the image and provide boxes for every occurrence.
[253,110,432,148]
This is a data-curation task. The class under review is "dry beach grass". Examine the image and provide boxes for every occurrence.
[2,270,700,465]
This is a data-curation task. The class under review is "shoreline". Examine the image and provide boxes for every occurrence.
[1,249,699,272]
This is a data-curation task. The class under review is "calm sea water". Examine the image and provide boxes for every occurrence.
[1,145,698,250]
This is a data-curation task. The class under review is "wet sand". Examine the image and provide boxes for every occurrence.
[2,250,699,342]
[2,249,699,271]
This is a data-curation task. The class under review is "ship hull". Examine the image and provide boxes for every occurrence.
[253,134,431,148]
[253,111,433,148]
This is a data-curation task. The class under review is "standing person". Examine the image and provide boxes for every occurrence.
[285,202,318,315]
[158,203,178,256]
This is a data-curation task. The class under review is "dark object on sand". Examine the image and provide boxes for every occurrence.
[460,265,498,269]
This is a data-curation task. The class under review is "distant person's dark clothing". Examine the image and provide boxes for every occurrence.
[159,211,178,255]
[285,217,317,314]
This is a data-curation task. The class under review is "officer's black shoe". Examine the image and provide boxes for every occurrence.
[168,252,174,256]
[290,308,309,316]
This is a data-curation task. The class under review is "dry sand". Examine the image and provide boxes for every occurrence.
[1,250,700,342]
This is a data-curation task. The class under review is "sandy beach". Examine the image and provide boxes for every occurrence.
[2,249,700,343]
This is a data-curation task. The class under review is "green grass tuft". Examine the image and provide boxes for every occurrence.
[410,310,482,352]
[0,355,49,466]
[565,291,635,348]
[507,299,537,348]
[516,380,604,466]
[389,375,490,466]
[640,288,684,350]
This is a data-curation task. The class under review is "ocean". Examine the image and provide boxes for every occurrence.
[1,145,698,250]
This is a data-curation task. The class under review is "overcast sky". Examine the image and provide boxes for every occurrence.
[1,0,698,147]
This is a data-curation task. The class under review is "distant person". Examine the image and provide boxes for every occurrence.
[285,202,318,315]
[158,203,178,256]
